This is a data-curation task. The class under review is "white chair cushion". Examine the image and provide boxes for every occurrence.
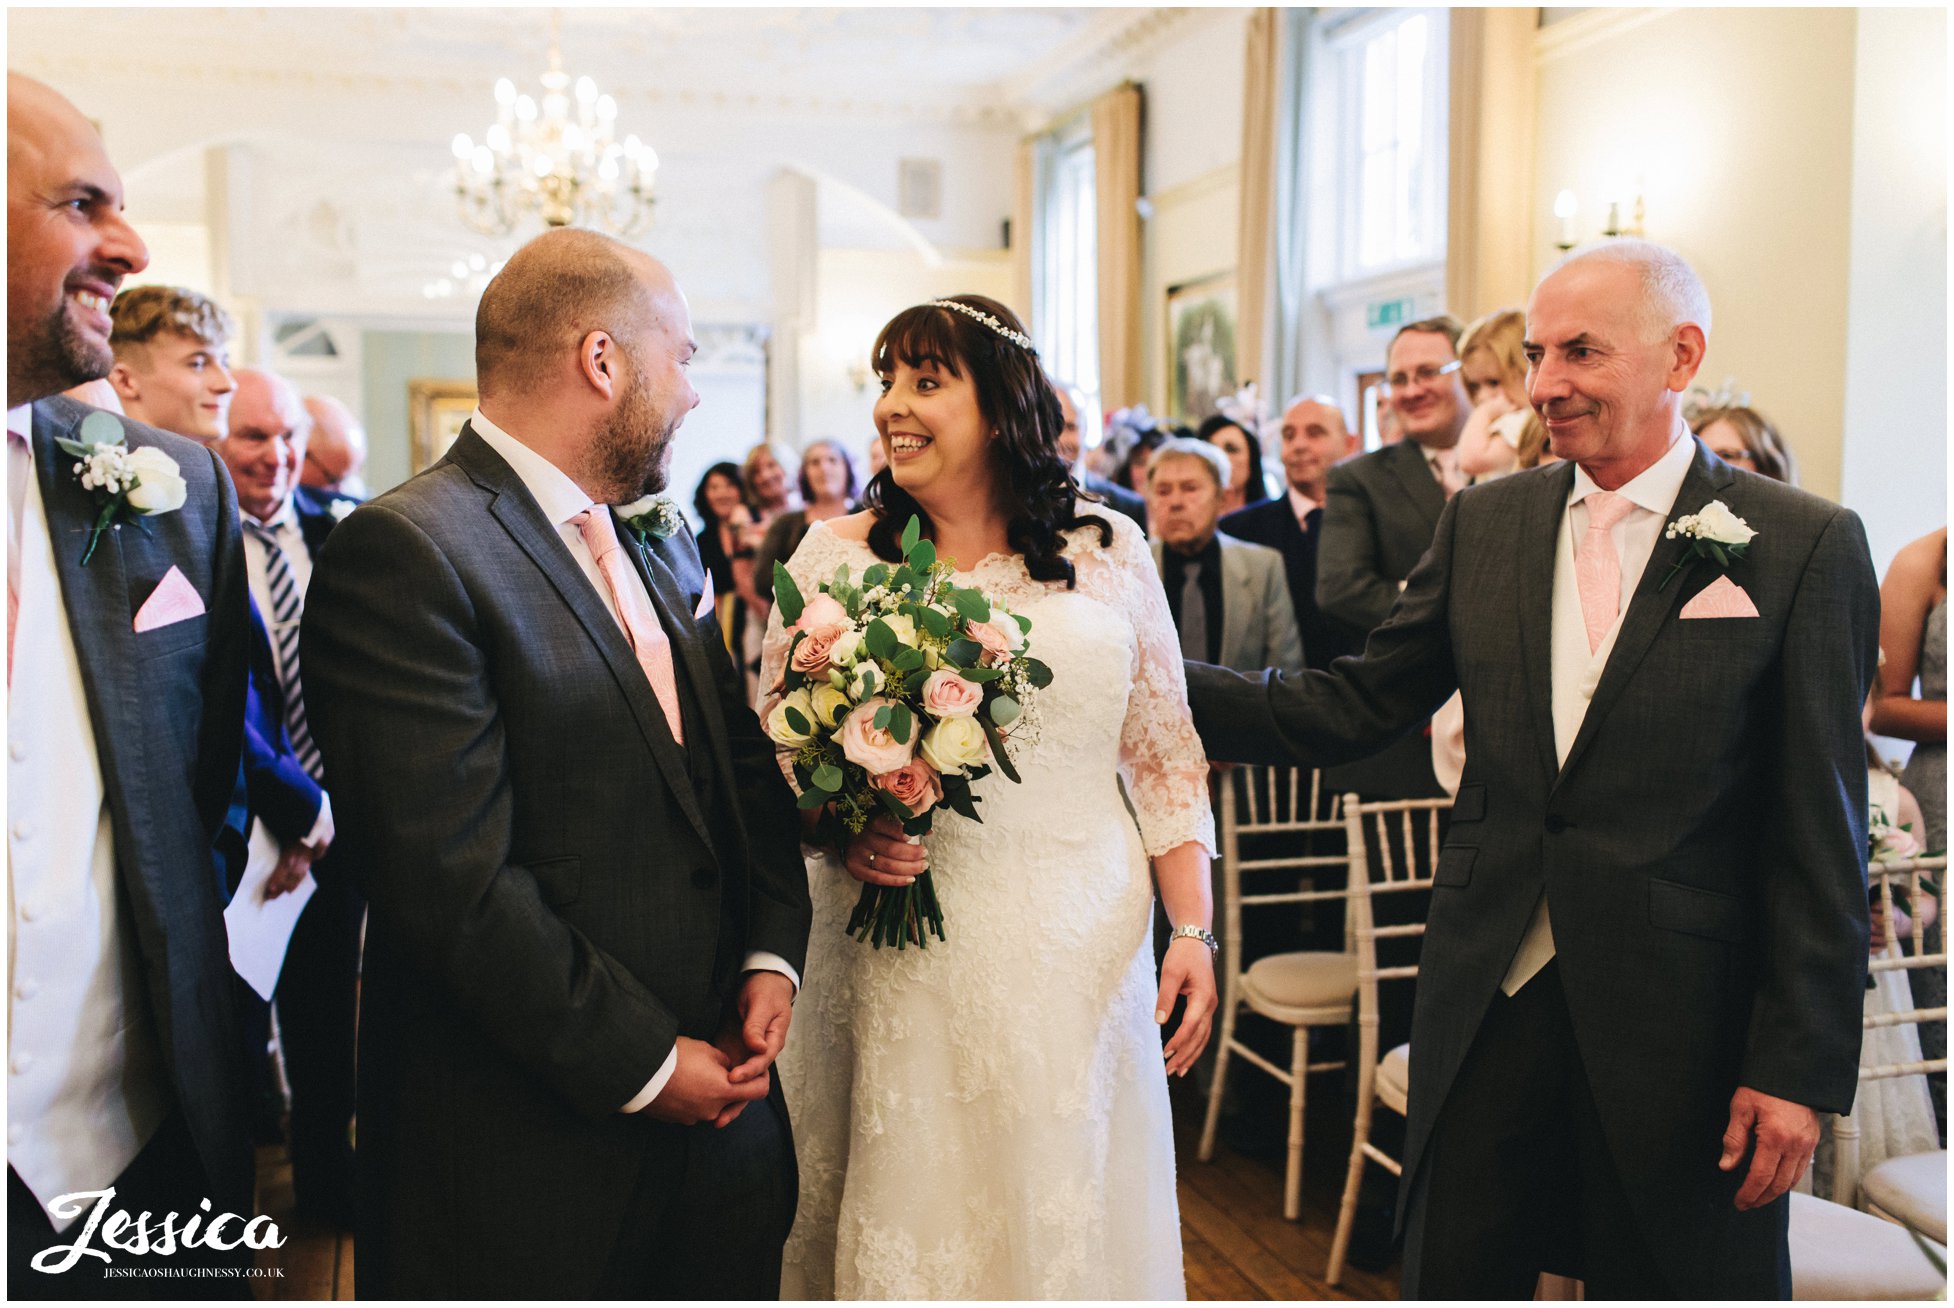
[1862,1151,1948,1246]
[1789,1190,1948,1300]
[1376,1042,1411,1115]
[1240,950,1357,1021]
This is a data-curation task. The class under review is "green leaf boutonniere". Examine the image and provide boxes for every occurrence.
[1659,499,1756,592]
[56,411,187,566]
[616,494,685,544]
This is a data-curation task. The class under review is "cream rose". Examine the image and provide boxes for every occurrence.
[837,698,916,774]
[868,757,943,817]
[809,683,851,730]
[828,630,865,668]
[124,446,188,513]
[919,669,983,719]
[880,612,919,649]
[920,716,990,774]
[764,688,818,748]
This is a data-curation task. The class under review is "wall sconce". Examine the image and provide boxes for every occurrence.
[1552,183,1645,249]
[1554,190,1579,251]
[846,359,874,394]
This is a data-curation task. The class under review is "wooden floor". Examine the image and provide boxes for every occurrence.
[251,1073,1401,1300]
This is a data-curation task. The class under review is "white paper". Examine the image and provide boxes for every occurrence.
[224,821,316,1001]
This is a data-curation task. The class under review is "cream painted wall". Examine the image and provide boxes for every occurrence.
[1531,8,1859,501]
[1144,167,1240,419]
[800,247,1014,471]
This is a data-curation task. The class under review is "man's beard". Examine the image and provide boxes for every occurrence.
[8,302,112,402]
[588,376,675,503]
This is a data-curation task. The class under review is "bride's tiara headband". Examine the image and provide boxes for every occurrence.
[926,300,1036,353]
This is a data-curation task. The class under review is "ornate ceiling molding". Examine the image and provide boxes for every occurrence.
[1000,7,1210,121]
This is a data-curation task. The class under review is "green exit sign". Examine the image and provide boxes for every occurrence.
[1367,297,1415,331]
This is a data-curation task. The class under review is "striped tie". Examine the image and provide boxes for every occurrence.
[246,521,322,781]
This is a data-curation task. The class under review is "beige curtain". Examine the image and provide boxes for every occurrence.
[1091,82,1143,410]
[1012,136,1036,329]
[1235,9,1280,393]
[1444,8,1539,319]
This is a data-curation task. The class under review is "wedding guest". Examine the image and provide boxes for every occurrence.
[1221,395,1365,672]
[1146,437,1302,674]
[1053,378,1145,530]
[7,71,252,1293]
[1115,426,1166,493]
[1691,403,1799,485]
[300,392,368,498]
[742,441,793,522]
[1197,413,1269,516]
[104,283,235,442]
[692,461,757,661]
[1455,308,1550,482]
[217,367,363,1226]
[863,435,887,480]
[754,439,856,605]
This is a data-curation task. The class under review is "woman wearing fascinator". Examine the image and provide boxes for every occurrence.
[763,295,1217,1298]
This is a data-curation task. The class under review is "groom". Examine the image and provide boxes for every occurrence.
[1185,240,1876,1297]
[301,229,812,1298]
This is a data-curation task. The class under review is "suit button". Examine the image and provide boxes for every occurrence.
[692,866,717,888]
[1544,815,1569,834]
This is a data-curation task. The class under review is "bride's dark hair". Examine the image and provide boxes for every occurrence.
[862,295,1111,588]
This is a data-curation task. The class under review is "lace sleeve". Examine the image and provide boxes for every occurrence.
[1089,512,1217,858]
[757,522,860,790]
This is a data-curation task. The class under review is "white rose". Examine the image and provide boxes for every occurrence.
[846,662,884,702]
[809,683,851,730]
[920,716,991,774]
[1690,500,1756,546]
[124,446,187,513]
[764,688,818,748]
[828,631,865,668]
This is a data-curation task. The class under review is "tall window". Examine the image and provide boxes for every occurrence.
[1032,120,1099,400]
[1329,8,1448,278]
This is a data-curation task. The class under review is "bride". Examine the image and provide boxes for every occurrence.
[763,295,1218,1300]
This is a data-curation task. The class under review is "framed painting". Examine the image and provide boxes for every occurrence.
[1166,272,1238,422]
[409,379,477,473]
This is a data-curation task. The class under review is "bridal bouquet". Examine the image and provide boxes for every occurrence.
[768,516,1051,949]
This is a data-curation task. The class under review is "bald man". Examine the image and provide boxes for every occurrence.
[6,73,252,1293]
[299,392,366,498]
[301,228,810,1297]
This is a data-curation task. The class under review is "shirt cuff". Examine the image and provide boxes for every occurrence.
[620,1045,679,1114]
[743,951,801,992]
[304,791,335,851]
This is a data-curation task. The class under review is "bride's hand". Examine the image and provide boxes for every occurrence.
[1157,938,1217,1078]
[844,813,929,887]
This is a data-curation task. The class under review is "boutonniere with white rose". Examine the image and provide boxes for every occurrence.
[56,411,188,566]
[1659,499,1756,592]
[616,494,686,544]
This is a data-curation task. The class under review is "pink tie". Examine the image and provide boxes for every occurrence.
[572,508,684,745]
[8,427,29,686]
[1575,491,1636,654]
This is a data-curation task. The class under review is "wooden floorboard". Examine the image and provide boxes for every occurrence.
[250,1077,1404,1300]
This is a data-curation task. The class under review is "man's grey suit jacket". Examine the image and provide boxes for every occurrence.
[1185,440,1878,1287]
[300,424,812,1297]
[1316,436,1446,633]
[1151,531,1305,674]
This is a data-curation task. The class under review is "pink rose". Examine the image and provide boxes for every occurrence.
[869,757,943,817]
[963,617,1021,667]
[919,669,983,719]
[792,593,848,633]
[836,698,916,774]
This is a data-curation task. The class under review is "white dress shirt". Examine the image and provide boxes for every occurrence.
[470,409,797,1111]
[1500,427,1695,995]
[240,498,333,849]
[8,409,170,1216]
[1285,485,1321,531]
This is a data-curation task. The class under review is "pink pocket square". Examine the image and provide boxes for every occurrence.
[1679,575,1759,620]
[133,566,206,632]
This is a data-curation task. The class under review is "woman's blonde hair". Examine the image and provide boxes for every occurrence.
[1460,308,1551,469]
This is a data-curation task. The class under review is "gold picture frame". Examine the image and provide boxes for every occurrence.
[409,379,478,473]
[1165,271,1238,422]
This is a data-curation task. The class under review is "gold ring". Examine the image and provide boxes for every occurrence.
[867,850,877,868]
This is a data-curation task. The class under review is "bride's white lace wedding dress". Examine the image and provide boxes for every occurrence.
[764,508,1214,1300]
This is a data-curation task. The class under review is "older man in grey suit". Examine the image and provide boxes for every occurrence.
[1147,437,1303,675]
[1185,240,1877,1297]
[302,229,811,1298]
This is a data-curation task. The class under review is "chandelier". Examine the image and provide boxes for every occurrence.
[449,12,657,237]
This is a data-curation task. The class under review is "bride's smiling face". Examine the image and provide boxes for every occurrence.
[874,355,994,510]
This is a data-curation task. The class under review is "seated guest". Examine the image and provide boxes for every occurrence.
[1690,402,1799,484]
[1221,394,1365,672]
[1454,308,1549,482]
[754,438,855,603]
[1146,437,1302,675]
[1197,413,1269,516]
[1053,378,1145,530]
[300,392,368,498]
[1115,425,1166,494]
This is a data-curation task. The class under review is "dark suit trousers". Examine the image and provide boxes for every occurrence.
[1403,961,1791,1300]
[276,873,362,1211]
[594,1085,797,1299]
[8,1114,251,1300]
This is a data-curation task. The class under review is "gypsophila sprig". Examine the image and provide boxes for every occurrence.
[1659,499,1756,592]
[766,514,1052,949]
[57,411,188,566]
[616,493,686,542]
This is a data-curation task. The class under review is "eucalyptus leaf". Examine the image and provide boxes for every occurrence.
[889,703,913,745]
[1023,657,1054,689]
[945,637,983,667]
[873,705,893,730]
[910,539,937,571]
[813,762,844,793]
[962,666,1003,683]
[989,695,1021,727]
[797,788,831,810]
[953,590,991,623]
[783,705,811,736]
[863,563,890,588]
[773,563,805,625]
[891,647,926,672]
[917,606,951,638]
[979,718,1021,784]
[865,617,897,661]
[900,515,921,554]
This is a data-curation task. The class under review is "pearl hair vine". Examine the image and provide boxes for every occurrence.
[926,300,1036,353]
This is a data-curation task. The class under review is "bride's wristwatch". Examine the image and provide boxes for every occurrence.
[1169,925,1218,957]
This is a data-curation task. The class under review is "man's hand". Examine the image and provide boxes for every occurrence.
[645,1036,768,1128]
[728,971,795,1086]
[1718,1085,1820,1210]
[265,841,318,899]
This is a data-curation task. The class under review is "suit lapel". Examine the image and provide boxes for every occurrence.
[1554,439,1735,786]
[1517,462,1576,784]
[1385,440,1446,533]
[452,427,715,851]
[1219,539,1257,668]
